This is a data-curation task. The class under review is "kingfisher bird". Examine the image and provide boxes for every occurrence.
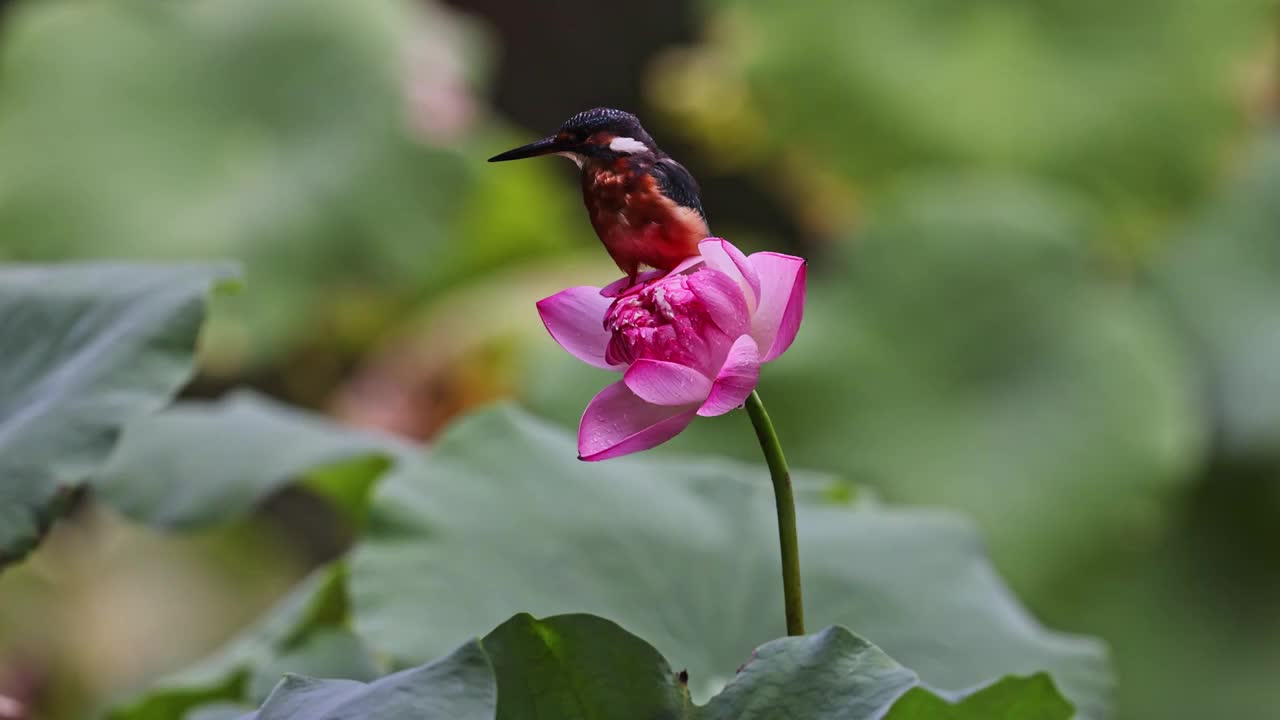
[488,107,708,284]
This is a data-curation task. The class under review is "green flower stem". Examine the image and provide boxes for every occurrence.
[744,390,805,636]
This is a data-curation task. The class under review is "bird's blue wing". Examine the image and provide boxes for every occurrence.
[651,157,707,222]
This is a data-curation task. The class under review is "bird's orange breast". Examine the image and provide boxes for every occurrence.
[582,164,708,279]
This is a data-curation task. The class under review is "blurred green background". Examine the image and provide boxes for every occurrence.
[1,0,1279,717]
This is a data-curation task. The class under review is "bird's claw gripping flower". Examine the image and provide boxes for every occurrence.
[536,238,806,461]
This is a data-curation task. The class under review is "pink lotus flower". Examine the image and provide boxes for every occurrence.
[537,238,806,461]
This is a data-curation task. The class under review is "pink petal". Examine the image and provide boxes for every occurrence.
[747,253,807,363]
[578,381,698,461]
[698,335,761,416]
[687,268,750,338]
[661,254,706,279]
[699,238,760,311]
[600,270,663,298]
[624,359,713,406]
[536,286,618,370]
[601,256,705,298]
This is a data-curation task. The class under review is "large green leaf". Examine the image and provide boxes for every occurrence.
[1156,134,1280,460]
[694,623,919,719]
[349,405,1112,717]
[91,395,1108,714]
[0,262,234,568]
[235,613,1072,719]
[480,613,686,718]
[95,395,1093,716]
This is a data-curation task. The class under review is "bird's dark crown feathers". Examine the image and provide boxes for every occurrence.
[559,107,655,147]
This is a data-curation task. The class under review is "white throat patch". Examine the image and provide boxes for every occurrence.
[556,151,585,168]
[609,136,649,154]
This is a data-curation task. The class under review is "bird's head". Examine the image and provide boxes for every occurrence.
[488,107,657,168]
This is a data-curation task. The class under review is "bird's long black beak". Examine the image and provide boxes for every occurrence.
[487,136,566,162]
